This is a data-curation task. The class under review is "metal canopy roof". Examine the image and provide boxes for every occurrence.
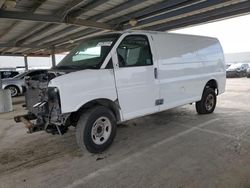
[0,0,249,56]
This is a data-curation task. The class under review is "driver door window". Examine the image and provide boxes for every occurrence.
[117,35,153,67]
[113,34,160,120]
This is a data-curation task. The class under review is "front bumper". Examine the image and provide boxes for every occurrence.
[14,111,69,135]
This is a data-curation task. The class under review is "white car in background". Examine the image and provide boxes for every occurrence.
[226,63,249,78]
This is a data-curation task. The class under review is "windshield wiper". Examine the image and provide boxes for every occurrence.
[83,65,99,69]
[55,65,80,70]
[55,64,100,70]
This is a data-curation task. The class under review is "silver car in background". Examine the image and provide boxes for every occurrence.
[2,70,47,97]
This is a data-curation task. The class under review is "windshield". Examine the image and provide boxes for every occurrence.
[56,34,121,69]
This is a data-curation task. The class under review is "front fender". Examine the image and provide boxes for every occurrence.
[49,69,117,114]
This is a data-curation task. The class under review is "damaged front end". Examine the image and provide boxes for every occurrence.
[14,70,70,135]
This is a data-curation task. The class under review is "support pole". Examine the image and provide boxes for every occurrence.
[24,55,28,71]
[0,62,13,113]
[51,46,56,68]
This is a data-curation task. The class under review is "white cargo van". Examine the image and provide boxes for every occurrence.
[15,30,226,153]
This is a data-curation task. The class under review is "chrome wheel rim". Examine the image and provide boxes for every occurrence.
[91,117,112,145]
[205,94,214,111]
[8,87,17,97]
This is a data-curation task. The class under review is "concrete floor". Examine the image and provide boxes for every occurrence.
[0,78,250,188]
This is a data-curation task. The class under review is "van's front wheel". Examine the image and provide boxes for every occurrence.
[76,106,117,153]
[196,88,216,114]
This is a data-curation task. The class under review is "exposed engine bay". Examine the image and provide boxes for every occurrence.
[14,69,72,135]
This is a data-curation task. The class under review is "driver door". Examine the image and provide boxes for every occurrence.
[112,34,160,121]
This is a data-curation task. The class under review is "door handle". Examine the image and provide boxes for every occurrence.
[154,67,158,79]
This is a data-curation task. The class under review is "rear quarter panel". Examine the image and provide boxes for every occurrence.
[151,33,225,109]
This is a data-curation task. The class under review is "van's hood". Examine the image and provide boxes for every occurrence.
[49,69,102,87]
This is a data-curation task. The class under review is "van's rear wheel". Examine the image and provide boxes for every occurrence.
[196,88,216,114]
[76,106,117,153]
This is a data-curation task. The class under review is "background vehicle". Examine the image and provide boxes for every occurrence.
[0,70,19,79]
[226,63,249,78]
[15,30,226,153]
[2,69,47,97]
[247,68,250,78]
[226,64,231,69]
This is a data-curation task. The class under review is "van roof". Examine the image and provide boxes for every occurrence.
[108,30,218,41]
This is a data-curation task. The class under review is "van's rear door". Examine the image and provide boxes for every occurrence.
[112,34,160,121]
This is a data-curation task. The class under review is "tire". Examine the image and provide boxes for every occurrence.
[76,106,117,153]
[196,88,216,114]
[240,72,245,77]
[6,86,19,97]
